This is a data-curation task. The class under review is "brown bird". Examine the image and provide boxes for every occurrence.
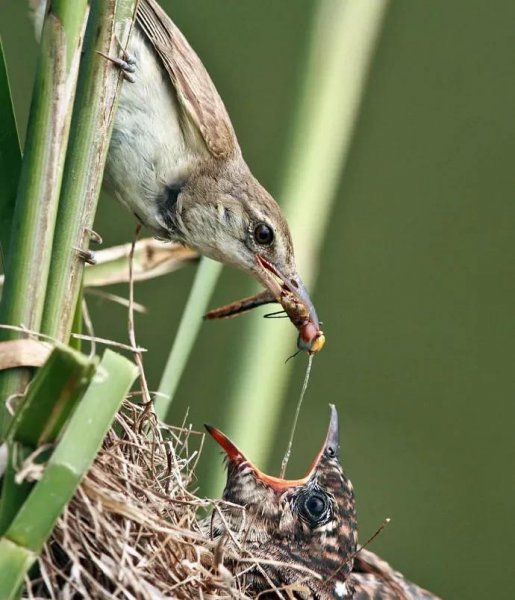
[31,0,325,349]
[206,406,441,599]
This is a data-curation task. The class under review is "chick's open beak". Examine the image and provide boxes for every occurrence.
[205,405,339,491]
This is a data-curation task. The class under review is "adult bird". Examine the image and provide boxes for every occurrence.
[206,406,440,599]
[30,0,323,350]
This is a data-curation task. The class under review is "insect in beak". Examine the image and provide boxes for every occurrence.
[254,255,325,353]
[204,255,325,354]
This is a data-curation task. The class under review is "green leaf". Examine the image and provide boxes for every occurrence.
[7,345,97,447]
[0,345,97,535]
[0,350,137,591]
[0,538,34,600]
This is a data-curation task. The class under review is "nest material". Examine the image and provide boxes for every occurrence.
[23,399,248,599]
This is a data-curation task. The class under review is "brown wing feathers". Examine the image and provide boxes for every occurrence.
[137,0,237,158]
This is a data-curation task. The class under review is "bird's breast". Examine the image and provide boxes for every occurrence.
[104,27,208,238]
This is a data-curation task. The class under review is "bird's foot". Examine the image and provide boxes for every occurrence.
[97,48,136,83]
[85,227,103,245]
[75,247,97,265]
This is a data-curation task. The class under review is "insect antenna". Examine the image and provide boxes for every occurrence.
[285,349,301,363]
[263,310,289,319]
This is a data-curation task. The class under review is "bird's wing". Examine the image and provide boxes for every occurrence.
[350,548,441,600]
[137,0,238,159]
[348,573,403,599]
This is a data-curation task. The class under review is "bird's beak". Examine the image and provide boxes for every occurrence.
[303,404,340,476]
[204,424,247,465]
[205,405,339,491]
[254,254,319,329]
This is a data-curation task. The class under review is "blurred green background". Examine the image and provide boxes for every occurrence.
[2,1,515,598]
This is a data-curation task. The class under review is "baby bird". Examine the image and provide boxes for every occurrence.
[206,406,440,599]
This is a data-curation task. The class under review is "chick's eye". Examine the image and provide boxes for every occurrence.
[254,223,274,245]
[303,492,329,522]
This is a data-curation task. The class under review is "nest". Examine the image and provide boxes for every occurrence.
[23,398,249,599]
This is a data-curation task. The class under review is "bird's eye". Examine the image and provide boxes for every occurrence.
[254,223,274,245]
[302,492,330,525]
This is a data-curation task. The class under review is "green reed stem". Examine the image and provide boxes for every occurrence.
[208,0,390,494]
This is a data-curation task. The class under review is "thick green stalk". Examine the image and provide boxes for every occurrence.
[155,258,222,419]
[0,350,138,596]
[208,0,390,492]
[41,0,138,341]
[0,0,89,437]
[0,37,21,263]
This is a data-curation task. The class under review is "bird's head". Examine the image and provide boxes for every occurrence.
[206,406,357,596]
[176,158,322,347]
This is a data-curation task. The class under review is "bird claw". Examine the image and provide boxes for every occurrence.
[85,228,103,245]
[75,247,96,265]
[97,49,136,83]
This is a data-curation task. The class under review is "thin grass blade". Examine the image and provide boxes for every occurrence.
[156,258,222,419]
